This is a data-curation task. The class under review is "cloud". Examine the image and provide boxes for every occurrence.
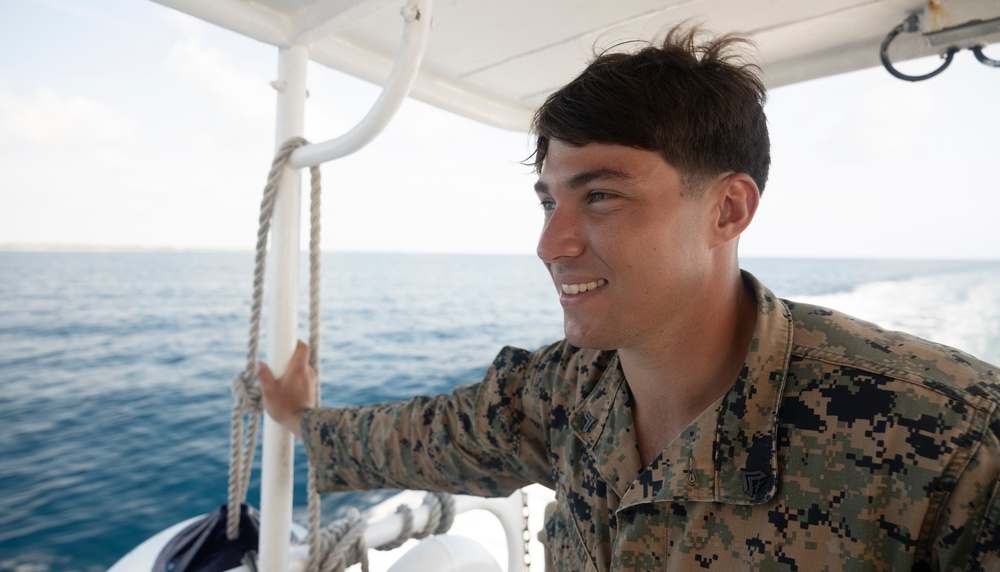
[0,85,133,146]
[163,37,273,129]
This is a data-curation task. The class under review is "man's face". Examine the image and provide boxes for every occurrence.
[534,140,715,352]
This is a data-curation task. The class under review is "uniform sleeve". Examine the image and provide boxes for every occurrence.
[967,477,1000,571]
[931,410,1000,571]
[300,345,553,497]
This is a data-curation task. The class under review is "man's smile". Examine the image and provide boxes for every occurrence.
[560,278,608,295]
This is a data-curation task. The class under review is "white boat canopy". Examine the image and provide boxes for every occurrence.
[151,0,1000,132]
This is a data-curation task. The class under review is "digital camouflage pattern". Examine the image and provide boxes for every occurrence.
[302,273,1000,571]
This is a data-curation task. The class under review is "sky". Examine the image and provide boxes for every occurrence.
[1,0,998,259]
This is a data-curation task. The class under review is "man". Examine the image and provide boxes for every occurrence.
[260,27,1000,570]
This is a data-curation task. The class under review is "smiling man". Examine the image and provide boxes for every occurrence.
[533,140,759,468]
[260,27,1000,571]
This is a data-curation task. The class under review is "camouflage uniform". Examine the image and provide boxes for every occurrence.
[302,273,1000,570]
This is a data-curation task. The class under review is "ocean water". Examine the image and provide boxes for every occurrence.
[1,252,998,571]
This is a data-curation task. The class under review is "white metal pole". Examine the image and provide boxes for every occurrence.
[260,43,308,572]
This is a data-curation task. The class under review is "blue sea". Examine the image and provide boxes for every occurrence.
[1,252,999,571]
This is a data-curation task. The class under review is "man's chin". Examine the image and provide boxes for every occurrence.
[564,326,617,351]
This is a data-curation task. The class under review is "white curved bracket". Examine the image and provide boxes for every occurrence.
[289,0,433,168]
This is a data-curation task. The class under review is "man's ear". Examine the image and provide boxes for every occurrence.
[711,173,759,247]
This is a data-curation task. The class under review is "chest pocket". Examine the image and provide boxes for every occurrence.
[543,485,599,572]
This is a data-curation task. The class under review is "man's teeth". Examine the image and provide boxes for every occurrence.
[561,279,607,295]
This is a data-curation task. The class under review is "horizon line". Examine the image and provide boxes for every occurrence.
[2,244,998,263]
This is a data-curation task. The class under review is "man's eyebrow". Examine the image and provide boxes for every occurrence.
[534,168,632,194]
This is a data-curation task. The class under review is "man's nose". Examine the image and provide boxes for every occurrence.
[536,205,585,264]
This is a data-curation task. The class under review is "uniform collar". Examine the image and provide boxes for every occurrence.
[569,271,793,507]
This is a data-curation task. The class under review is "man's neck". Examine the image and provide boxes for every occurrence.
[621,270,757,467]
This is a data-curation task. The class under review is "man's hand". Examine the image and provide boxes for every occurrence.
[259,340,317,439]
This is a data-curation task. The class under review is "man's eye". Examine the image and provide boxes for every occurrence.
[539,199,555,211]
[589,192,614,203]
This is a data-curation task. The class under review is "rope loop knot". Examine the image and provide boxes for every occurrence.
[415,491,455,538]
[313,508,370,572]
[231,369,262,413]
[374,491,455,552]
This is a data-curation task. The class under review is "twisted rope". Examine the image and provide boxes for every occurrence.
[409,492,455,540]
[227,135,456,570]
[376,506,415,552]
[227,136,316,540]
[308,492,456,572]
[305,139,328,572]
[376,491,454,551]
[311,508,370,572]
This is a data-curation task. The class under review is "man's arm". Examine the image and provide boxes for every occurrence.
[258,340,317,439]
[931,418,1000,570]
[298,345,555,496]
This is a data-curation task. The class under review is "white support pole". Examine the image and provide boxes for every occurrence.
[260,43,309,572]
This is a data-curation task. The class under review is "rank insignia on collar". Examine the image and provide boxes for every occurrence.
[582,411,597,432]
[741,469,769,498]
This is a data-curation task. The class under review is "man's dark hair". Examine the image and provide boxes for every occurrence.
[531,26,770,194]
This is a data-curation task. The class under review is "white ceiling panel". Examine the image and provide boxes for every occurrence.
[150,0,1000,131]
